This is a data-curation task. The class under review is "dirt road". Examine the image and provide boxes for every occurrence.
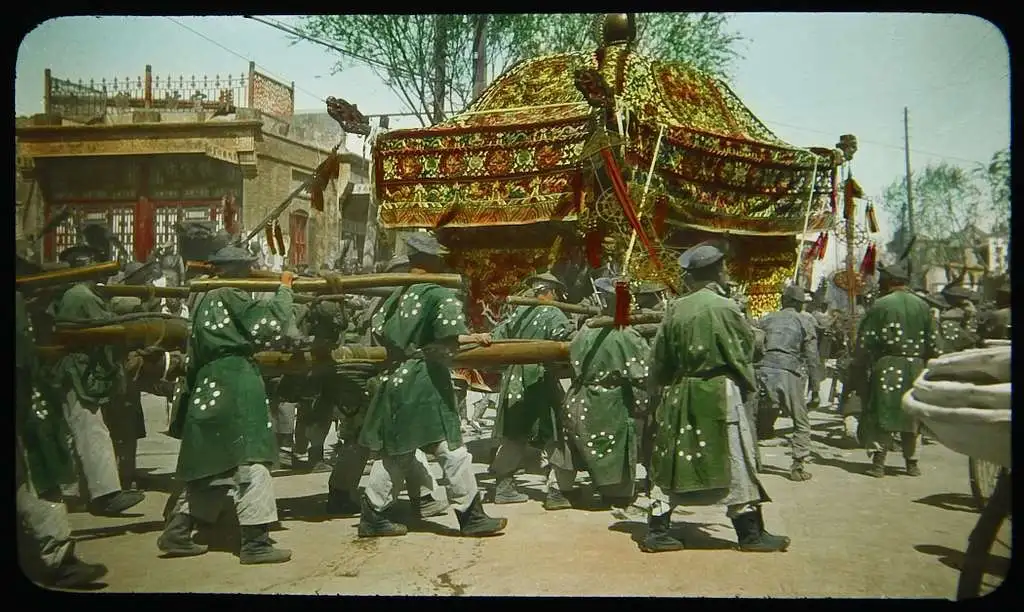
[52,394,1008,597]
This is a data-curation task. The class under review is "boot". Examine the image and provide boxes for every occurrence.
[89,490,145,516]
[789,462,812,482]
[411,494,450,519]
[239,524,292,565]
[493,476,528,504]
[325,489,361,516]
[732,509,790,553]
[905,460,922,477]
[455,494,507,537]
[639,512,684,553]
[46,555,109,589]
[357,495,408,538]
[305,447,332,473]
[866,452,886,478]
[543,488,572,511]
[157,513,209,557]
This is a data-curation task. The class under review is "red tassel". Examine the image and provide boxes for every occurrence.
[274,222,286,258]
[265,225,277,256]
[818,233,829,261]
[614,279,631,327]
[308,153,341,213]
[585,231,603,268]
[805,238,819,262]
[866,204,880,233]
[859,243,877,275]
[652,199,668,237]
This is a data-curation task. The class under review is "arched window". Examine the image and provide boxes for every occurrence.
[289,210,308,267]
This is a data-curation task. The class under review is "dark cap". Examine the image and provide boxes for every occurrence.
[58,244,103,267]
[208,245,258,266]
[923,292,950,310]
[385,255,410,273]
[404,232,448,257]
[941,284,973,301]
[678,241,725,271]
[635,280,666,295]
[878,261,910,282]
[526,271,567,294]
[593,277,618,295]
[121,261,154,286]
[782,285,811,303]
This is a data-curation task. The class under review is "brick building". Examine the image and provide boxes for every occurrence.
[15,63,371,268]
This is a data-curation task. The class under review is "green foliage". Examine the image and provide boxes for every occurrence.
[880,151,1010,271]
[296,13,744,126]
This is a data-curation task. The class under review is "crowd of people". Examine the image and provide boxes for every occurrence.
[15,229,1011,589]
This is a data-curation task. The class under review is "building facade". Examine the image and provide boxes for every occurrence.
[15,63,370,268]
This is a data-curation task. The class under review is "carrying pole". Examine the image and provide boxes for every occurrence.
[904,107,916,280]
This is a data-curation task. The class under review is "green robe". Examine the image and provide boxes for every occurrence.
[171,286,295,482]
[48,283,126,405]
[358,283,469,455]
[649,283,757,494]
[939,312,980,352]
[490,305,574,447]
[851,288,941,434]
[16,291,75,494]
[563,325,649,487]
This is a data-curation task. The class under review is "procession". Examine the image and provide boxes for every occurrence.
[15,13,1010,598]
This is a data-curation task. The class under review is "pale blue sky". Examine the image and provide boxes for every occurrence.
[16,13,1010,273]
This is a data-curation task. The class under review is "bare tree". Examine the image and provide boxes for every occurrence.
[296,13,745,126]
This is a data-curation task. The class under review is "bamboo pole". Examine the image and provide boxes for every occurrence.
[506,295,600,316]
[51,318,190,352]
[94,284,191,299]
[38,340,572,376]
[189,272,463,294]
[16,261,121,289]
[586,312,663,328]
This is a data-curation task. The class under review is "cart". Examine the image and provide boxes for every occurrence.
[902,344,1011,600]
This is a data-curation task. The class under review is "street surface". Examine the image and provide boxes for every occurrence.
[49,386,1009,597]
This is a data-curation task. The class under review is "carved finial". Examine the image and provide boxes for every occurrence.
[594,14,637,48]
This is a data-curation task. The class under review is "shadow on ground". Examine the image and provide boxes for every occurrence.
[71,520,165,542]
[608,520,735,550]
[914,543,1010,579]
[913,493,982,515]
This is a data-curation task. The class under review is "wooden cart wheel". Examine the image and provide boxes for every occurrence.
[957,469,1011,600]
[969,458,1004,509]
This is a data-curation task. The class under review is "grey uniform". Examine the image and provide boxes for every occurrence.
[754,308,821,463]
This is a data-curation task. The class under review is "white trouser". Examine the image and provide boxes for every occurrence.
[16,481,73,570]
[172,463,278,526]
[329,445,438,501]
[365,442,477,513]
[62,390,122,501]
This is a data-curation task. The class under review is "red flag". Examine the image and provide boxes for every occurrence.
[309,152,341,213]
[265,224,277,256]
[818,233,829,261]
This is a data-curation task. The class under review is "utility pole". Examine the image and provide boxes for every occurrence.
[903,107,915,279]
[472,15,489,99]
[431,16,448,125]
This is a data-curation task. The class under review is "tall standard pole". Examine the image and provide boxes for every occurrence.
[472,15,488,99]
[903,107,915,279]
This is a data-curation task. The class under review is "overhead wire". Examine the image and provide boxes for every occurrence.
[176,16,999,166]
[163,16,330,106]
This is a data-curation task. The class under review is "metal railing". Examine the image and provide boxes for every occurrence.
[43,62,295,119]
